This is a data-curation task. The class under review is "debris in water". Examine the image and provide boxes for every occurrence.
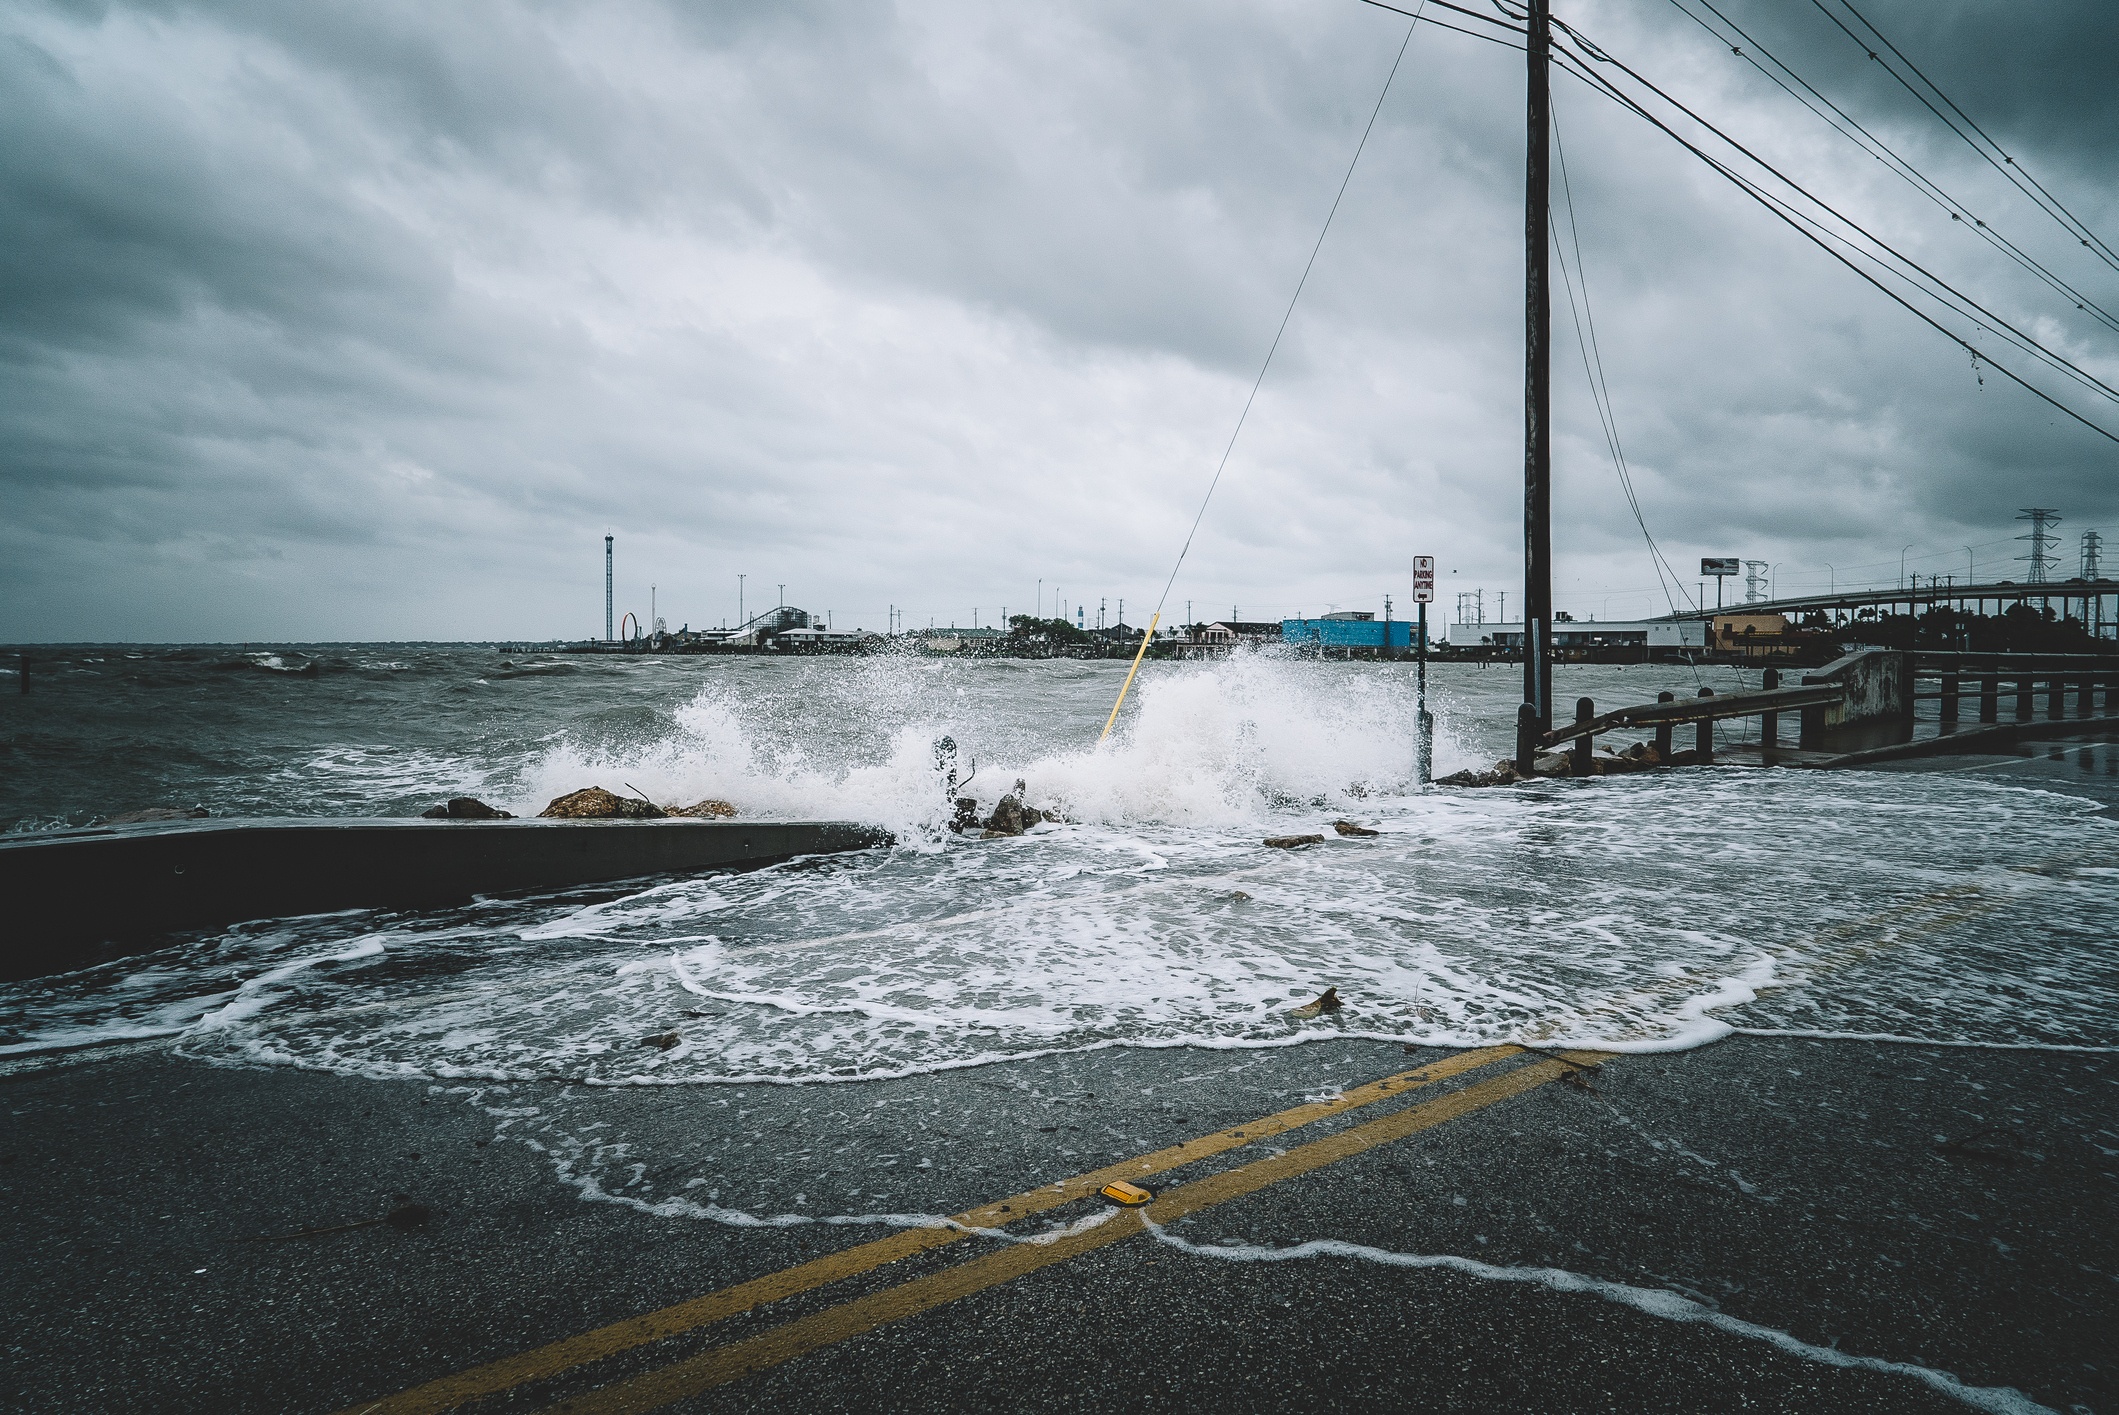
[1226,891,1252,902]
[641,1031,682,1051]
[1332,821,1380,837]
[1290,987,1343,1018]
[1263,834,1325,849]
[539,787,666,819]
[419,797,512,820]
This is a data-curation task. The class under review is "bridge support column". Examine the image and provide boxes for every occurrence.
[1696,687,1714,761]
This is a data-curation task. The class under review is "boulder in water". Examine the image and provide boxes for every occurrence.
[539,787,666,819]
[1332,820,1380,837]
[1263,833,1325,849]
[421,797,512,820]
[675,799,737,819]
[981,793,1031,836]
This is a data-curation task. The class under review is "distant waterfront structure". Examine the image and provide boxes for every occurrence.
[604,534,614,642]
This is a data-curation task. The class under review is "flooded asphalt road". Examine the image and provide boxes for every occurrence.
[5,1025,2113,1415]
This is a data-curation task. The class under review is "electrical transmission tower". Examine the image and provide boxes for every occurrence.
[2015,508,2062,584]
[2083,529,2104,580]
[1743,560,1769,604]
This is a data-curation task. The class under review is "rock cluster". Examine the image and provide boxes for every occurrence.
[675,799,738,819]
[1436,741,1708,788]
[1332,820,1380,837]
[538,787,665,819]
[1263,833,1326,849]
[420,797,512,819]
[959,779,1066,837]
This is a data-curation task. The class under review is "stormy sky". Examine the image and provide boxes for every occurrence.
[2,0,2114,642]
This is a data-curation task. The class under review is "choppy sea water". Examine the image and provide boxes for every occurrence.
[2,645,2115,1076]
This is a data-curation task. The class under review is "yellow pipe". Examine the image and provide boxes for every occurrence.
[1098,611,1161,744]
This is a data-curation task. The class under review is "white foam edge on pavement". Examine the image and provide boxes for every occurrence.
[536,1138,1121,1246]
[1730,1027,2119,1053]
[1140,1218,2053,1415]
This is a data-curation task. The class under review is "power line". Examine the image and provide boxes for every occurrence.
[1543,30,2119,445]
[1149,6,1427,626]
[1812,0,2119,273]
[1548,103,1698,617]
[1547,17,2119,414]
[1664,0,2119,336]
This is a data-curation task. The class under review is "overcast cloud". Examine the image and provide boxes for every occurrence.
[2,0,2114,641]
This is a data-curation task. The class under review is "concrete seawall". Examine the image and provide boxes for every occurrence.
[0,816,892,980]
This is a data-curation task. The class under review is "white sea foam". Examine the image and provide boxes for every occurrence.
[1141,1219,2054,1415]
[4,657,2115,1081]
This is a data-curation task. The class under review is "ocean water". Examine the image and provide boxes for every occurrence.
[2,645,2115,1077]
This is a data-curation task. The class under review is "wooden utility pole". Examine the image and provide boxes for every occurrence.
[1523,0,1554,739]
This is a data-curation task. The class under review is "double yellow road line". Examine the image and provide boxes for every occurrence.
[342,1043,1605,1415]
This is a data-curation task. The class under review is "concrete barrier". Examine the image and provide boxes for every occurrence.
[0,817,892,980]
[1799,648,1911,751]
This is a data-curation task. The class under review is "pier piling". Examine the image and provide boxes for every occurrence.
[1572,698,1593,775]
[1938,670,1957,727]
[1979,674,1999,723]
[1654,691,1674,758]
[1761,667,1781,746]
[1695,687,1714,760]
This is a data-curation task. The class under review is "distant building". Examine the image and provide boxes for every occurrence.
[1191,621,1283,646]
[1710,614,1793,658]
[1452,620,1705,650]
[1281,617,1416,651]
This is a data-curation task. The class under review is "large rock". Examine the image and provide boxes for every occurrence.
[981,793,1031,836]
[675,799,737,819]
[420,797,512,819]
[1263,833,1325,849]
[538,787,666,819]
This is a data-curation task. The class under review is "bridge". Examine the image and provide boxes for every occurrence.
[1657,577,2119,627]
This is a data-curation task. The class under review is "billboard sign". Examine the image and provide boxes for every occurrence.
[1412,555,1435,603]
[1701,557,1740,577]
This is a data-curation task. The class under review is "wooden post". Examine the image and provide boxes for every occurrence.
[2016,676,2033,721]
[1655,691,1674,759]
[2078,673,2095,717]
[1939,671,1958,727]
[2048,674,2065,720]
[1979,673,1998,723]
[1571,697,1594,775]
[1522,0,1553,738]
[1761,666,1780,747]
[1696,687,1714,761]
[1516,702,1539,776]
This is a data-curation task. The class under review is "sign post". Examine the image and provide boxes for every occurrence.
[1414,556,1436,784]
[1701,557,1739,612]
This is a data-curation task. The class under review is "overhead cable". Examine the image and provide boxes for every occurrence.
[1544,42,2119,447]
[1665,0,2119,336]
[1547,16,2119,414]
[1812,0,2119,274]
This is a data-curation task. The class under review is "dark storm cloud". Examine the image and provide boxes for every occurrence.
[0,0,2112,639]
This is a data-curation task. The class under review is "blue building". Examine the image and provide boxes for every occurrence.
[1280,612,1419,651]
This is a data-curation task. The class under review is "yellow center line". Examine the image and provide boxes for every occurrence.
[544,1051,1611,1414]
[336,1044,1525,1415]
